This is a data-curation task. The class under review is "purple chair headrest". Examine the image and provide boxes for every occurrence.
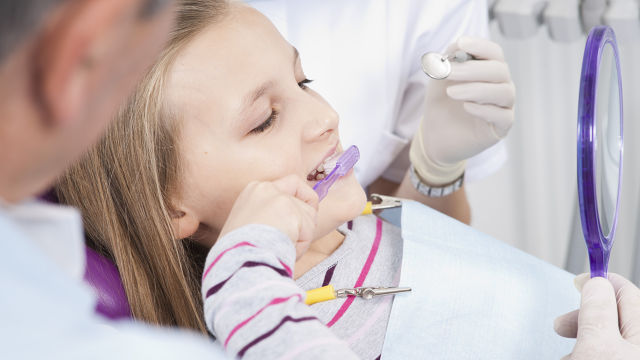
[84,246,132,320]
[40,188,132,320]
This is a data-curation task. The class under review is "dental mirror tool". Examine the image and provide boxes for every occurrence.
[421,50,474,80]
[577,26,624,278]
[313,145,359,201]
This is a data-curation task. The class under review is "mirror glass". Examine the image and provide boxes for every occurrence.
[594,42,622,238]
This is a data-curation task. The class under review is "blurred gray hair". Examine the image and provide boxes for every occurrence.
[0,0,172,63]
[0,0,63,62]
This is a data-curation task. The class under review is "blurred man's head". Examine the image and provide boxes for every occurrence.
[0,0,175,203]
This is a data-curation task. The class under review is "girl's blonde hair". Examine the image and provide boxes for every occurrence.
[55,0,229,334]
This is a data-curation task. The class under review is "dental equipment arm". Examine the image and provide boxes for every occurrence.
[581,0,607,32]
[493,0,549,38]
[554,273,640,359]
[604,0,640,42]
[544,0,583,42]
[408,36,515,189]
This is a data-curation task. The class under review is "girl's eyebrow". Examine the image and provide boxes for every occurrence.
[240,81,273,115]
[236,46,301,117]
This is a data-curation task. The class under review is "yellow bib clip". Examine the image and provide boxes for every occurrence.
[361,194,403,215]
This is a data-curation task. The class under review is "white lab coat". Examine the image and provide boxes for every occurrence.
[0,200,226,359]
[247,0,507,188]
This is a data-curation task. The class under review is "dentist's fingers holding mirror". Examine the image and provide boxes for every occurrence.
[447,82,516,108]
[455,36,505,61]
[462,102,514,137]
[447,60,511,83]
[554,309,579,338]
[577,277,619,337]
[556,275,640,359]
[219,175,318,258]
[555,273,640,344]
[606,273,640,344]
[570,277,621,359]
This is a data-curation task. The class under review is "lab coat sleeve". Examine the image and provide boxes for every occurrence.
[382,0,507,183]
[0,212,227,359]
[201,224,360,359]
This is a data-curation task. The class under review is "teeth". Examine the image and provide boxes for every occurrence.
[307,150,342,182]
[307,168,328,182]
[324,160,337,172]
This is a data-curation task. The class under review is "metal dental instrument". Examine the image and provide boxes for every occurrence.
[421,50,474,80]
[313,145,360,201]
[305,284,412,305]
[361,193,403,215]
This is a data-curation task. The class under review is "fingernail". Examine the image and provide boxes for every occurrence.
[574,273,590,292]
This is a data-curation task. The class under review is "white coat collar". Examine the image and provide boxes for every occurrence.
[0,198,86,280]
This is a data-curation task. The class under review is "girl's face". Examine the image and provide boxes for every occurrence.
[167,4,366,244]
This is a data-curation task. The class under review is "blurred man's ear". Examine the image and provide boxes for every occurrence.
[33,0,137,127]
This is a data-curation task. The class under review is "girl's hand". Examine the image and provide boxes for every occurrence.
[219,175,319,258]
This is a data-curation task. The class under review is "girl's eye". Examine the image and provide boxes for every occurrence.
[250,110,278,134]
[298,78,313,89]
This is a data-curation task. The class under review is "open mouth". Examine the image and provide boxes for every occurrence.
[307,150,342,182]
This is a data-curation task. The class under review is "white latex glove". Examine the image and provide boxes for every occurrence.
[554,273,640,359]
[410,36,515,185]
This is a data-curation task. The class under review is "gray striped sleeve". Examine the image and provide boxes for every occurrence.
[201,224,360,359]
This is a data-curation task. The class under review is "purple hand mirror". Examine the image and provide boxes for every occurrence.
[577,26,624,278]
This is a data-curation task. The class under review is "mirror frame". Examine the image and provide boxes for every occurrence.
[577,25,624,278]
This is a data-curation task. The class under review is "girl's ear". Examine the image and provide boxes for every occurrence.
[169,207,200,240]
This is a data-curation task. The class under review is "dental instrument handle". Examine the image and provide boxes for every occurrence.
[446,50,473,63]
[305,285,336,305]
[313,145,360,201]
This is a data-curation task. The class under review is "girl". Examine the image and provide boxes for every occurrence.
[56,0,576,358]
[57,0,386,356]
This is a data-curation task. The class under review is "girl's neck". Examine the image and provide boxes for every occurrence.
[293,229,345,280]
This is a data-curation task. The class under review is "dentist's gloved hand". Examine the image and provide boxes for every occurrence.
[410,36,515,185]
[554,273,640,359]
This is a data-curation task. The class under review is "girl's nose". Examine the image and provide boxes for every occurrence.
[302,97,339,142]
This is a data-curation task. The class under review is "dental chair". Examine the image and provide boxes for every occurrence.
[84,246,132,320]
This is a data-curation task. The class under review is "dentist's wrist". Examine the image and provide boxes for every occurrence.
[408,164,465,197]
[409,123,466,187]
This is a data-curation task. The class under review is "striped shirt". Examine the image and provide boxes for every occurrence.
[297,215,403,359]
[201,215,402,359]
